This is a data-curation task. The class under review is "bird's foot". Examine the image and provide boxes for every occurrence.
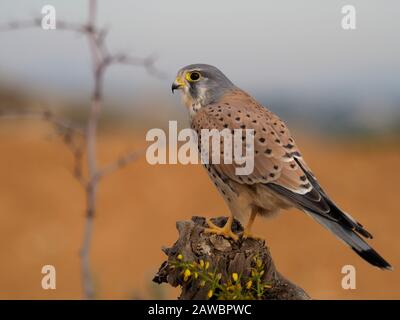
[205,218,239,241]
[241,230,264,241]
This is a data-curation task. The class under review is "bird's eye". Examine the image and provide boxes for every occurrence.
[186,71,201,82]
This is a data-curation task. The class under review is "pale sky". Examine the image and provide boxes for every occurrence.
[0,0,399,112]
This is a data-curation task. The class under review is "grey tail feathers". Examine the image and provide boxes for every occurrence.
[308,212,392,270]
[267,158,392,270]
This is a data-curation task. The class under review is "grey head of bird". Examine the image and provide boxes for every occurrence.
[172,64,236,108]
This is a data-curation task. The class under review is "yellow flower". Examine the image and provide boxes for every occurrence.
[183,269,191,281]
[205,261,210,270]
[177,254,183,260]
[199,259,204,268]
[194,272,199,279]
[207,290,213,298]
[246,280,253,289]
[232,273,239,282]
[199,280,206,287]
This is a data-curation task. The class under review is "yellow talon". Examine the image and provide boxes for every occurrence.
[241,209,264,241]
[241,230,264,241]
[205,216,239,241]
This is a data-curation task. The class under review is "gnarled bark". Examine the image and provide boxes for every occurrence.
[153,216,310,300]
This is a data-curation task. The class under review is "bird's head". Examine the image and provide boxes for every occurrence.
[172,64,235,108]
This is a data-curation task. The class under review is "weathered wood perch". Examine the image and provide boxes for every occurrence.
[153,216,310,300]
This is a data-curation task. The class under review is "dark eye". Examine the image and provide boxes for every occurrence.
[188,71,201,81]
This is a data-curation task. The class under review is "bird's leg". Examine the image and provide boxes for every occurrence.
[242,208,264,240]
[205,215,239,241]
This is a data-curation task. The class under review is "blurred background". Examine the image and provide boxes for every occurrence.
[0,0,399,299]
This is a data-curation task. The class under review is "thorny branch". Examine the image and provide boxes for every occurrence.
[0,0,164,299]
[0,109,87,186]
[0,109,84,135]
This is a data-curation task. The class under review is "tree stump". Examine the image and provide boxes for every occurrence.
[153,216,310,300]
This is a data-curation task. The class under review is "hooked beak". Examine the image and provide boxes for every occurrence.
[171,76,185,93]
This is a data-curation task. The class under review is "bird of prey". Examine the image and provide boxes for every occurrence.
[171,64,391,270]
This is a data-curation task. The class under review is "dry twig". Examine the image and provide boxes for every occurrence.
[0,0,163,298]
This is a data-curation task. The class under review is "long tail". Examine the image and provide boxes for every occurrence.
[268,158,392,270]
[269,178,393,270]
[308,212,392,270]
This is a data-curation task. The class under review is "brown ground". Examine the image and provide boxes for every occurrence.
[0,121,399,299]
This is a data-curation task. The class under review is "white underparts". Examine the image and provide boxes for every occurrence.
[189,103,201,118]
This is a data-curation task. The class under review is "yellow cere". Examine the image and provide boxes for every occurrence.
[174,76,185,87]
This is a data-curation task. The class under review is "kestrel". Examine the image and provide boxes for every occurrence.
[172,64,391,270]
